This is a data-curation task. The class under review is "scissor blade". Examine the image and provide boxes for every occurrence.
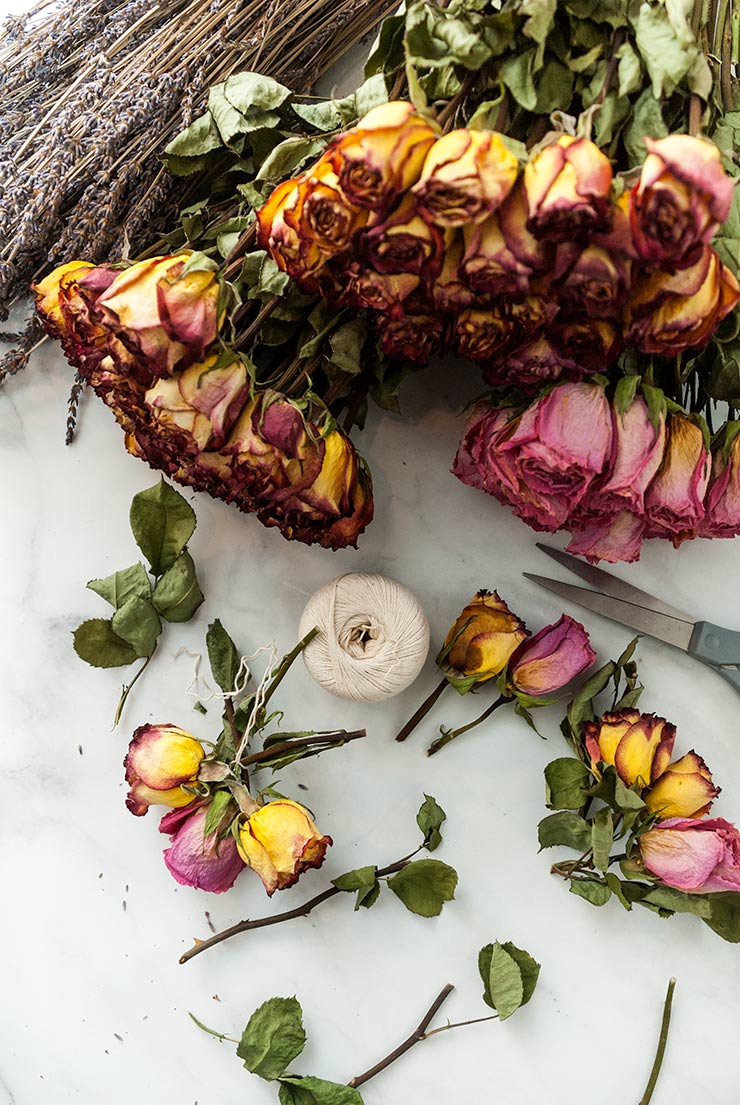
[535,543,694,624]
[523,573,695,651]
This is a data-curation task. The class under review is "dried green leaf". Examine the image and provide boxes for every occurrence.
[207,619,241,693]
[591,807,614,873]
[72,618,138,668]
[129,479,196,576]
[237,996,306,1081]
[417,793,446,852]
[544,757,592,810]
[87,562,151,609]
[257,137,327,182]
[278,1075,364,1105]
[569,879,612,906]
[152,551,204,623]
[111,596,161,658]
[387,859,457,917]
[538,811,592,851]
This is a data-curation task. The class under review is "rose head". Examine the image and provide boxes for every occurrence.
[412,128,519,227]
[565,510,646,564]
[326,100,440,210]
[584,709,675,788]
[645,751,720,820]
[625,245,740,356]
[451,403,516,493]
[236,798,331,895]
[523,135,612,241]
[553,243,631,318]
[630,135,733,269]
[283,159,369,255]
[124,723,205,816]
[330,260,420,311]
[595,394,667,516]
[429,235,480,312]
[362,193,446,277]
[482,336,565,391]
[461,181,548,296]
[509,615,594,696]
[699,426,740,538]
[638,817,740,893]
[550,316,621,375]
[438,590,528,690]
[34,260,111,369]
[644,412,709,542]
[378,303,445,364]
[257,176,329,282]
[452,296,550,362]
[160,803,245,893]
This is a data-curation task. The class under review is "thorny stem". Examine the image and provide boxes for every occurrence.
[347,985,456,1089]
[239,728,366,768]
[260,626,319,713]
[426,694,508,756]
[113,648,157,727]
[639,978,677,1105]
[395,678,448,742]
[179,848,420,963]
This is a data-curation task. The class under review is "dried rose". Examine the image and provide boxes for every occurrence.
[377,304,445,364]
[584,709,675,788]
[451,403,516,494]
[362,193,446,276]
[428,235,480,312]
[644,413,709,542]
[700,426,740,538]
[124,723,205,816]
[33,260,112,368]
[482,336,565,390]
[552,243,631,317]
[638,817,740,893]
[326,100,440,210]
[583,394,666,518]
[462,181,548,296]
[565,510,646,565]
[625,245,740,356]
[284,159,369,253]
[413,129,519,227]
[160,803,245,893]
[645,752,720,820]
[523,135,612,241]
[550,316,622,375]
[630,135,733,269]
[508,615,594,696]
[236,798,331,895]
[256,176,328,281]
[438,590,528,691]
[452,297,550,362]
[330,260,420,311]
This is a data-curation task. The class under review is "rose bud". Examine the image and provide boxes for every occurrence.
[257,176,329,281]
[452,296,551,362]
[33,260,111,369]
[462,182,548,296]
[482,335,565,390]
[550,316,622,375]
[437,590,528,691]
[429,234,480,312]
[362,194,447,277]
[700,425,740,538]
[565,510,646,564]
[412,129,519,227]
[236,798,331,895]
[326,100,440,211]
[284,159,369,255]
[124,723,205,816]
[508,615,595,696]
[644,751,720,820]
[93,253,221,376]
[584,709,675,788]
[638,817,740,893]
[644,412,709,542]
[523,135,613,241]
[160,802,245,893]
[630,135,734,269]
[625,245,740,356]
[552,243,631,317]
[377,302,446,364]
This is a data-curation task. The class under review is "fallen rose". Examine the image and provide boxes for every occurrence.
[125,723,205,816]
[638,817,740,893]
[438,590,528,692]
[237,798,332,895]
[160,803,246,893]
[509,614,594,696]
[584,708,675,788]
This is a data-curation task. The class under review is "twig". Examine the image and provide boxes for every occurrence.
[179,850,417,963]
[426,694,507,756]
[240,728,366,768]
[639,978,677,1105]
[114,648,157,727]
[395,678,448,742]
[65,372,85,445]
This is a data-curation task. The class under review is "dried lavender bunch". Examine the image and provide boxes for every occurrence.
[0,0,394,381]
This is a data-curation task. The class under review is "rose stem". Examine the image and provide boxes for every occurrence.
[179,850,418,964]
[240,728,367,769]
[639,978,677,1105]
[260,626,319,711]
[395,678,449,742]
[594,26,626,105]
[233,294,281,348]
[347,985,456,1088]
[113,647,157,727]
[426,694,507,756]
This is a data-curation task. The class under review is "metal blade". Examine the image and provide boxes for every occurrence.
[535,543,694,624]
[523,573,695,651]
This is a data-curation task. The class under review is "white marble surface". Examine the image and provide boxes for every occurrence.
[3,315,740,1105]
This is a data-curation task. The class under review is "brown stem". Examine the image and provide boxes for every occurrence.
[395,678,448,742]
[594,27,626,105]
[240,728,366,769]
[179,851,416,964]
[223,223,258,278]
[426,694,508,757]
[688,94,702,135]
[233,295,281,350]
[437,71,476,130]
[348,984,455,1089]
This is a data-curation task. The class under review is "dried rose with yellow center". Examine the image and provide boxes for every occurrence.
[237,798,332,895]
[523,135,612,241]
[437,590,528,692]
[413,128,519,227]
[644,751,720,820]
[124,723,205,816]
[584,709,675,789]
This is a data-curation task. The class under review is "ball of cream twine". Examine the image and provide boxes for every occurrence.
[299,573,430,702]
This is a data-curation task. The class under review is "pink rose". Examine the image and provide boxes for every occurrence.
[159,803,246,893]
[552,243,631,318]
[461,181,548,296]
[451,403,516,493]
[482,336,565,391]
[699,426,740,538]
[565,510,645,564]
[644,413,709,542]
[639,817,740,894]
[509,614,595,695]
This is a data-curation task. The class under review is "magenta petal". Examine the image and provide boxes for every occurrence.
[161,806,245,893]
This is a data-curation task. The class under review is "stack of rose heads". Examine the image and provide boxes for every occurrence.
[33,255,372,549]
[258,105,740,562]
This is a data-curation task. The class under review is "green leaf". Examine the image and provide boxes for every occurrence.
[630,0,699,98]
[520,0,556,42]
[565,660,616,744]
[704,892,740,942]
[278,1075,364,1105]
[151,551,203,622]
[387,859,457,917]
[479,941,540,1016]
[591,808,614,873]
[538,811,592,852]
[257,137,327,182]
[207,619,241,693]
[110,596,161,658]
[241,250,291,299]
[328,318,367,376]
[614,374,640,416]
[331,866,380,910]
[623,87,667,167]
[500,46,538,110]
[640,885,713,918]
[544,758,592,810]
[417,794,446,852]
[164,110,223,165]
[605,873,633,910]
[72,618,138,668]
[129,479,196,576]
[87,562,151,609]
[569,879,612,906]
[203,789,234,838]
[237,997,306,1081]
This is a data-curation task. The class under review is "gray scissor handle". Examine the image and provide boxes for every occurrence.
[691,621,740,697]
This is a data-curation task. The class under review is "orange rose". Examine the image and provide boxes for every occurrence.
[413,129,519,227]
[438,590,528,692]
[362,193,447,276]
[523,135,612,241]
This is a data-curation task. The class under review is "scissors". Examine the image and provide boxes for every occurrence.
[524,543,740,697]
